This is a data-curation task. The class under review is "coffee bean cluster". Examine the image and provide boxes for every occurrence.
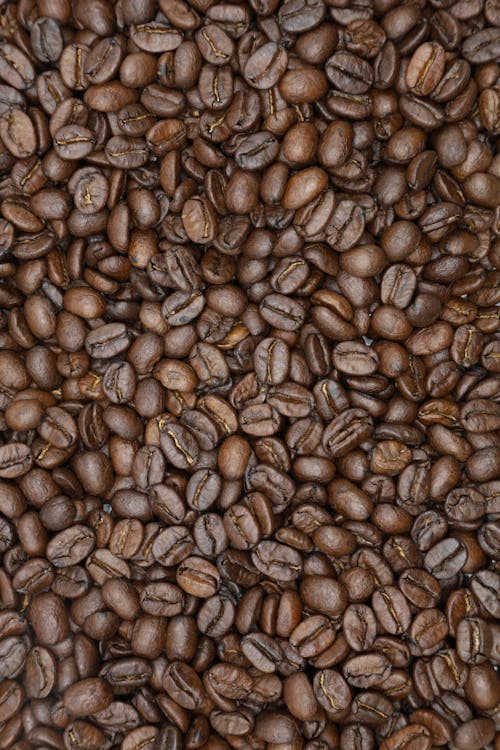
[0,0,499,749]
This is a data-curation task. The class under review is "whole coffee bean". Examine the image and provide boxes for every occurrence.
[343,604,377,651]
[372,586,411,635]
[176,556,220,597]
[327,51,373,95]
[46,525,96,567]
[0,42,36,89]
[313,669,352,719]
[343,652,392,689]
[333,341,379,375]
[456,618,494,666]
[100,657,152,693]
[182,197,218,244]
[240,632,281,673]
[0,679,24,722]
[282,167,328,210]
[406,43,446,96]
[462,28,500,63]
[244,42,288,90]
[151,523,194,568]
[63,678,113,717]
[318,120,353,169]
[380,725,431,750]
[159,424,200,470]
[140,582,184,617]
[280,67,329,103]
[251,541,302,582]
[454,718,495,750]
[323,409,373,457]
[24,646,56,698]
[470,570,500,619]
[300,575,348,616]
[29,592,69,645]
[0,110,37,159]
[399,569,440,609]
[163,662,205,710]
[289,614,335,658]
[0,444,33,478]
[410,608,448,655]
[465,663,500,711]
[54,126,95,160]
[424,538,467,580]
[0,637,29,679]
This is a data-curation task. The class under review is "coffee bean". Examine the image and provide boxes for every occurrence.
[0,444,33,478]
[0,636,29,679]
[424,538,467,580]
[46,525,96,567]
[251,541,302,582]
[323,408,373,457]
[313,669,352,719]
[454,718,496,750]
[279,67,328,103]
[159,423,200,470]
[63,678,113,717]
[406,43,446,96]
[327,51,374,95]
[243,42,288,90]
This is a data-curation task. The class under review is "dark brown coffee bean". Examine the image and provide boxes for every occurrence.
[424,538,467,580]
[244,42,288,90]
[24,646,57,698]
[54,125,95,160]
[105,136,149,168]
[313,669,351,719]
[163,661,205,710]
[152,526,194,567]
[327,51,373,95]
[29,592,69,645]
[0,110,37,159]
[46,525,96,567]
[279,67,328,103]
[0,636,29,679]
[406,43,446,96]
[0,43,36,89]
[372,587,411,635]
[323,408,373,457]
[333,341,379,376]
[343,652,392,689]
[0,444,33,478]
[251,541,302,582]
[63,678,113,717]
[462,28,500,63]
[343,604,377,652]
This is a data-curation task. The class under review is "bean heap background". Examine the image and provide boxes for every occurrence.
[0,0,499,749]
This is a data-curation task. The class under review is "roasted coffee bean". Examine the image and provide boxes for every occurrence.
[313,669,352,719]
[163,661,205,710]
[424,538,467,580]
[251,541,302,582]
[244,42,288,90]
[323,409,373,457]
[63,678,113,717]
[152,526,194,567]
[159,424,200,470]
[24,646,56,699]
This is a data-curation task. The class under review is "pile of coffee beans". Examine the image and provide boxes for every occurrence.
[0,0,499,748]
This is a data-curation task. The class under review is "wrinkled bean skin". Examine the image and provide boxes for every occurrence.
[0,0,498,749]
